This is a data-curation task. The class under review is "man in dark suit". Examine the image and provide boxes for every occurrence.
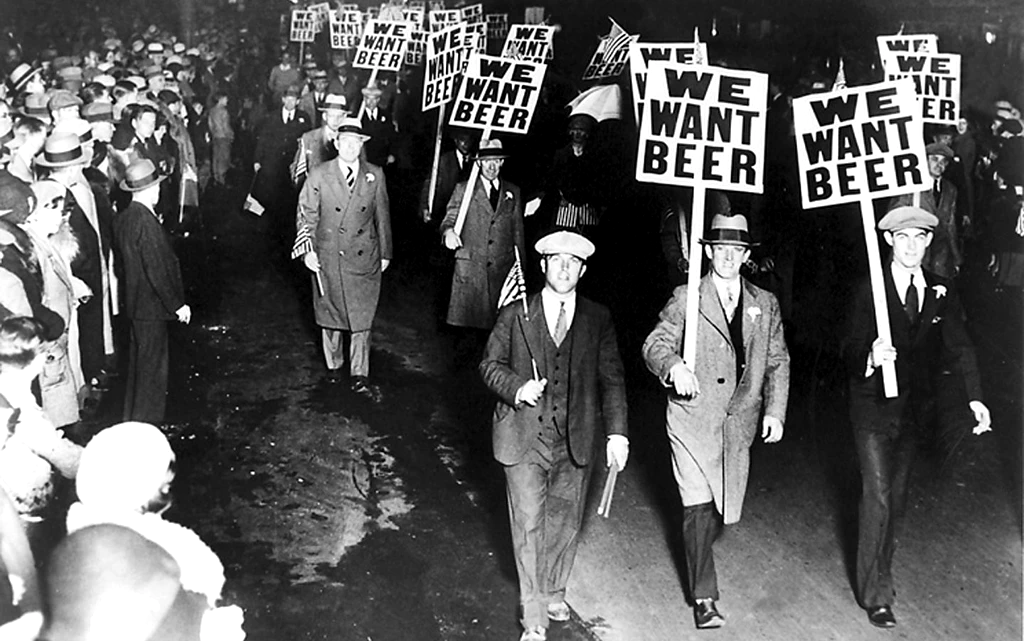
[112,159,191,424]
[842,206,991,629]
[420,128,475,225]
[358,84,395,169]
[253,85,312,249]
[480,230,628,641]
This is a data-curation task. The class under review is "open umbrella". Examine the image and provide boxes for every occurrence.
[567,84,623,122]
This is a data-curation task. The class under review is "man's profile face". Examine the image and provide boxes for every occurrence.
[705,243,749,281]
[541,253,586,295]
[886,228,932,270]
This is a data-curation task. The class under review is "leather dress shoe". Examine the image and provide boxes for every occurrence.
[546,601,570,622]
[325,368,344,383]
[694,599,725,629]
[351,376,382,403]
[867,605,897,628]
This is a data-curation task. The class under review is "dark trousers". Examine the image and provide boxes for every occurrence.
[504,429,591,629]
[77,296,105,381]
[854,428,916,608]
[683,501,722,601]
[124,318,169,423]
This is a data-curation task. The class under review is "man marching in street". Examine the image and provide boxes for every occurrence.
[841,206,990,629]
[642,213,790,629]
[480,230,629,641]
[294,117,392,402]
[291,93,348,185]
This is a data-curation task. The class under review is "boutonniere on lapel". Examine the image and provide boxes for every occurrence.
[932,284,946,299]
[747,307,761,321]
[505,191,513,200]
[365,173,375,183]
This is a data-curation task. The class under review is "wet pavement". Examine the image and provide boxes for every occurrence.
[80,171,1022,641]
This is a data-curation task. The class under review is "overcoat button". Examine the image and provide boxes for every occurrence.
[717,378,725,384]
[336,207,341,212]
[357,250,364,256]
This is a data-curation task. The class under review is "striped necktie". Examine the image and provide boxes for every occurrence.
[345,165,355,191]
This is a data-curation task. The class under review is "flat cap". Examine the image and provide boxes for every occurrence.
[535,230,596,260]
[878,205,939,232]
[48,90,84,111]
[925,142,954,158]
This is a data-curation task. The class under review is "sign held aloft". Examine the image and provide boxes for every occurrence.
[629,41,709,124]
[502,24,555,62]
[353,19,412,71]
[290,9,317,43]
[879,49,960,126]
[449,53,547,134]
[423,23,469,111]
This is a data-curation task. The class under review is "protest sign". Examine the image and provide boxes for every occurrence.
[879,50,960,125]
[487,14,509,41]
[403,7,425,27]
[876,34,938,56]
[582,30,637,81]
[379,3,406,21]
[407,28,427,66]
[465,23,487,54]
[429,9,461,31]
[353,19,412,71]
[793,78,928,397]
[330,10,364,49]
[793,79,927,208]
[637,61,768,193]
[461,3,484,24]
[423,23,468,111]
[629,42,709,123]
[449,53,546,133]
[501,24,555,62]
[309,2,331,31]
[524,7,545,25]
[290,10,317,43]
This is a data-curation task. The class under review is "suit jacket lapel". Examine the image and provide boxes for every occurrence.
[740,279,756,354]
[323,161,347,208]
[524,293,545,376]
[698,275,731,345]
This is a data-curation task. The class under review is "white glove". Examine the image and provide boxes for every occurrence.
[606,435,629,471]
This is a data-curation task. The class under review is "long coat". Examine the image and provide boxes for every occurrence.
[841,266,982,434]
[440,178,525,329]
[291,127,338,187]
[480,293,627,467]
[297,159,392,332]
[643,275,790,524]
[112,202,185,321]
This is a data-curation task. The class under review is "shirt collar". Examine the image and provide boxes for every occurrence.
[890,261,924,288]
[710,273,740,298]
[541,286,576,308]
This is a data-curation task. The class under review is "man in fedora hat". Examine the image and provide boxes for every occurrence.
[291,94,348,186]
[440,138,526,336]
[294,117,392,401]
[480,229,628,641]
[841,206,990,629]
[112,158,190,423]
[643,213,790,629]
[358,83,395,168]
[887,141,961,278]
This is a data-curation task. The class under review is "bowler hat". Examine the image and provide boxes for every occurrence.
[120,159,167,192]
[535,230,596,260]
[700,213,757,246]
[36,133,88,168]
[474,138,509,160]
[878,205,938,232]
[336,117,370,141]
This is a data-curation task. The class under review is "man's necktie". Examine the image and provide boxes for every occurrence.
[904,275,919,325]
[553,302,567,347]
[489,181,499,210]
[725,288,737,322]
[933,183,940,204]
[345,166,355,191]
[285,111,291,123]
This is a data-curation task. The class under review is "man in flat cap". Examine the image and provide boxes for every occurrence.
[841,206,990,629]
[642,213,790,629]
[888,142,961,278]
[480,230,628,641]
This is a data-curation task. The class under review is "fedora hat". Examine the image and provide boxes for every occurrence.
[120,158,167,192]
[19,93,51,121]
[361,83,383,99]
[700,213,757,246]
[336,117,370,141]
[320,94,347,112]
[36,132,89,168]
[474,138,509,160]
[6,63,41,93]
[53,119,94,146]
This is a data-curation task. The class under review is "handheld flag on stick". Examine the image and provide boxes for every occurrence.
[291,137,308,186]
[497,246,527,312]
[832,57,848,91]
[291,220,314,260]
[244,193,265,216]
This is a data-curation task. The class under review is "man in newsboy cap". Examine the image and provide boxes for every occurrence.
[841,205,990,629]
[643,213,790,629]
[480,229,628,641]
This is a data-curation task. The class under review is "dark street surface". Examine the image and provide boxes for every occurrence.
[92,168,1021,640]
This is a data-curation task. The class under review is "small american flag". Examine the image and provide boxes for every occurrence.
[832,58,848,91]
[497,246,527,311]
[601,18,632,62]
[244,193,264,216]
[291,219,314,259]
[291,137,308,186]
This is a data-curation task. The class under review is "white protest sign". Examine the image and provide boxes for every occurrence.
[309,2,331,31]
[629,42,709,123]
[290,10,317,43]
[879,50,960,125]
[403,7,425,27]
[353,19,412,71]
[582,33,638,81]
[449,53,547,134]
[406,28,427,66]
[367,6,379,19]
[637,62,767,193]
[379,3,406,21]
[487,14,510,41]
[330,10,364,50]
[429,9,461,31]
[461,3,484,24]
[502,24,555,62]
[793,79,927,209]
[423,23,468,111]
[464,22,487,53]
[876,34,938,56]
